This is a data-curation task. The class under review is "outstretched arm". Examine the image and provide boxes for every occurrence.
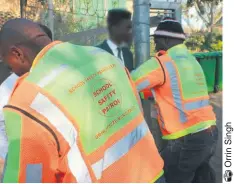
[131,57,164,92]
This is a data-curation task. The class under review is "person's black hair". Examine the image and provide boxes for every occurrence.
[107,9,131,27]
[0,18,52,63]
[38,23,53,40]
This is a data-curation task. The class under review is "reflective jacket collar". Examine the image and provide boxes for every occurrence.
[157,44,188,57]
[168,44,188,55]
[31,41,62,71]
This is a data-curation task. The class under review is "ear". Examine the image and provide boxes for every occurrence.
[10,46,24,63]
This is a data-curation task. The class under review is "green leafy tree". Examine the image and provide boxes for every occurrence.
[150,38,155,57]
[185,34,205,52]
[185,31,222,52]
[202,31,222,51]
[187,0,222,7]
[186,0,222,36]
[183,0,222,52]
[210,40,222,51]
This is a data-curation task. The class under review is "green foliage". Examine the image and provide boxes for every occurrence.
[203,32,222,51]
[185,34,205,52]
[185,31,222,52]
[37,0,46,5]
[37,0,67,5]
[210,40,222,51]
[52,12,100,39]
[187,0,223,7]
[184,0,222,52]
[185,0,222,33]
[150,38,155,57]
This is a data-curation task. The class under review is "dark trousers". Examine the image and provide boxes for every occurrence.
[161,126,218,183]
[155,175,166,183]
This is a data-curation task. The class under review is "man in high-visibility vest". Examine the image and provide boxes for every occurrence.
[0,18,164,183]
[131,17,218,182]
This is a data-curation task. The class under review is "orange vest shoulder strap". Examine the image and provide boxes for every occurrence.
[9,73,29,100]
[154,51,170,87]
[155,50,172,63]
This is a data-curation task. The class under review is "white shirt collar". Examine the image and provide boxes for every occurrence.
[107,39,119,51]
[106,39,125,67]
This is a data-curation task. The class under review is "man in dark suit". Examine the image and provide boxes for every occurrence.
[97,9,134,71]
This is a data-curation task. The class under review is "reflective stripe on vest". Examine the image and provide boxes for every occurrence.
[30,93,92,182]
[137,80,150,91]
[151,90,165,128]
[91,121,149,180]
[136,92,144,113]
[37,64,69,88]
[184,99,209,111]
[89,48,106,55]
[164,62,187,123]
[26,164,42,183]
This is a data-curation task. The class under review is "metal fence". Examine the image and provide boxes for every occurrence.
[24,0,126,45]
[23,0,184,47]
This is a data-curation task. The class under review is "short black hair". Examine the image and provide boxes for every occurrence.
[0,19,52,61]
[38,23,53,40]
[107,9,131,27]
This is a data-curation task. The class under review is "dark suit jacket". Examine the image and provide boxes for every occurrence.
[96,40,134,72]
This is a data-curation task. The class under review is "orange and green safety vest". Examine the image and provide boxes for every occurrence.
[131,44,216,140]
[2,41,163,183]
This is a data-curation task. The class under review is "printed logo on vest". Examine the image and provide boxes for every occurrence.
[92,78,122,117]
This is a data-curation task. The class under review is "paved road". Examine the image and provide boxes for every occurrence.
[143,92,223,183]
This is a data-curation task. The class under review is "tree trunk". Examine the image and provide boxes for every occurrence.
[210,1,214,33]
[207,1,215,47]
